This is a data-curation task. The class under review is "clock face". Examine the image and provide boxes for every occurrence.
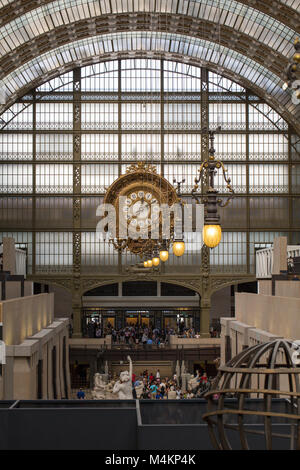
[122,190,158,231]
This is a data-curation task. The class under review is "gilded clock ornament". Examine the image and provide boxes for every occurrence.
[103,162,179,258]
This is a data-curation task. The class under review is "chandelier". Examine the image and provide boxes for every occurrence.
[103,161,183,268]
[283,37,300,101]
[192,128,235,248]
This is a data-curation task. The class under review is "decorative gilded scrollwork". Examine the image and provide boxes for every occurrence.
[73,134,80,153]
[73,232,81,275]
[73,198,81,223]
[74,104,81,123]
[210,276,256,294]
[103,162,178,256]
[73,165,81,191]
[125,161,157,174]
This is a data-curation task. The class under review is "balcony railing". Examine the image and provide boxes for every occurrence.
[15,248,27,277]
[256,245,300,279]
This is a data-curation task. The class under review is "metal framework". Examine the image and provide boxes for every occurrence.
[1,0,299,31]
[203,339,300,450]
[0,57,299,336]
[0,1,299,132]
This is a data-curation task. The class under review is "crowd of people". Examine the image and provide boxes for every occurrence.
[132,369,211,400]
[85,321,220,342]
[76,368,212,400]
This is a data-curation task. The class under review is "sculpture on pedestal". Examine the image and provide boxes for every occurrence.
[135,382,144,399]
[175,360,180,385]
[188,373,200,393]
[92,373,108,400]
[112,356,133,399]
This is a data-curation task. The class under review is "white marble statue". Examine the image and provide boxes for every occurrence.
[135,382,144,399]
[188,372,201,392]
[92,373,108,399]
[112,356,133,399]
[168,385,177,399]
[175,360,180,385]
[104,379,116,399]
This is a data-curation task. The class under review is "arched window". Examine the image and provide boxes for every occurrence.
[0,59,298,275]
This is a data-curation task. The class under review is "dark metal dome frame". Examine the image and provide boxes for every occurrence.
[203,339,300,450]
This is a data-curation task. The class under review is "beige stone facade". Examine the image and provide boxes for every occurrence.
[220,277,300,394]
[0,293,70,400]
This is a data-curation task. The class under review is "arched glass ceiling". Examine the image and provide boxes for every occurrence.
[0,0,297,59]
[0,31,298,134]
[281,0,300,9]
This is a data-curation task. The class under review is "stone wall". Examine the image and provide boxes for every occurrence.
[235,292,300,340]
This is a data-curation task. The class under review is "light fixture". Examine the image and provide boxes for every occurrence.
[173,240,185,257]
[293,52,300,63]
[151,247,160,266]
[284,37,300,96]
[152,256,160,266]
[159,249,169,262]
[147,259,153,268]
[159,240,169,262]
[143,261,148,268]
[203,225,222,249]
[192,128,234,249]
[172,178,185,257]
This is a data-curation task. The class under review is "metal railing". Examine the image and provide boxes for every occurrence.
[256,245,300,279]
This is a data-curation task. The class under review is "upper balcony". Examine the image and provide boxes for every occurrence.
[256,238,300,279]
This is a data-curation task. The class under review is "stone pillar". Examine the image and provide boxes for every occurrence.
[72,278,82,337]
[72,306,82,338]
[157,281,161,297]
[118,282,122,296]
[65,335,71,398]
[272,237,287,275]
[200,298,210,338]
[3,237,16,275]
[47,339,53,399]
[220,317,232,365]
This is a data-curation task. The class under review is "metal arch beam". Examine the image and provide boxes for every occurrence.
[1,47,299,136]
[0,0,299,33]
[0,13,289,82]
[210,275,256,295]
[80,277,202,297]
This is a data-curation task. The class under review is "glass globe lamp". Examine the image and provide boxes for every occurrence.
[172,240,185,257]
[203,224,222,248]
[152,256,160,267]
[159,250,169,262]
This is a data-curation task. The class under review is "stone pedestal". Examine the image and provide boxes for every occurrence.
[3,237,16,275]
[272,237,287,275]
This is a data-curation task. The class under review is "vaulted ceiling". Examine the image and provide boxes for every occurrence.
[0,0,299,132]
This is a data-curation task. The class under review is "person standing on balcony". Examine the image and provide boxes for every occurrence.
[288,256,295,273]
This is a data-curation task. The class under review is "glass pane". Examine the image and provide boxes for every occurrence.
[249,164,288,193]
[81,134,118,161]
[0,164,33,193]
[81,164,118,193]
[0,134,33,160]
[35,164,73,193]
[36,134,73,160]
[36,103,73,130]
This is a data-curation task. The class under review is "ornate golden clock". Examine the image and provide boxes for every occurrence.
[103,162,178,256]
